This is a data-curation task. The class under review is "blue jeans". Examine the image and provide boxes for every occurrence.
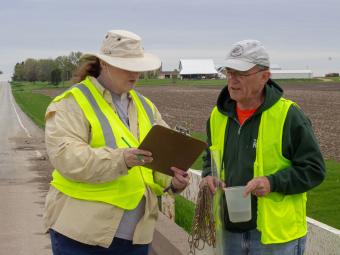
[223,229,306,255]
[49,229,149,255]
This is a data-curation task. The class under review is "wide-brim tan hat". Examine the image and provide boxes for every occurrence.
[89,30,161,72]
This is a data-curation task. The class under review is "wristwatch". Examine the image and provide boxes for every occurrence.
[163,181,178,193]
[170,182,178,193]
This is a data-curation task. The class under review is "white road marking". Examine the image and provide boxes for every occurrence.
[9,88,32,138]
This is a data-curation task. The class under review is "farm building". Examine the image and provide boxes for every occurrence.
[179,59,218,79]
[158,70,179,79]
[215,63,313,79]
[270,69,313,79]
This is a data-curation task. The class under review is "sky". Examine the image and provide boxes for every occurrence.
[1,0,340,81]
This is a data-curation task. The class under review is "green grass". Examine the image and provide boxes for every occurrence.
[13,92,52,128]
[307,160,340,229]
[274,78,327,84]
[10,81,64,128]
[175,195,196,233]
[191,131,207,170]
[330,76,340,82]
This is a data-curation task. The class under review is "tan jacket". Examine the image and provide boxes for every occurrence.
[43,77,172,247]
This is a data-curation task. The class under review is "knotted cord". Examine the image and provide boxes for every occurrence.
[188,185,216,255]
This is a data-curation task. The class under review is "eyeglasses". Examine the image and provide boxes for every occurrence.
[225,69,266,79]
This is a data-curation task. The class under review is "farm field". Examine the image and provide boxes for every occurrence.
[34,81,340,162]
[138,82,340,162]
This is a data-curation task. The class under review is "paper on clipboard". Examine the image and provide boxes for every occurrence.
[138,125,208,176]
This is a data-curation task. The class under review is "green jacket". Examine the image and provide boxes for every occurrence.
[202,79,325,232]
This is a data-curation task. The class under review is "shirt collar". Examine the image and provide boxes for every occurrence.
[88,76,132,101]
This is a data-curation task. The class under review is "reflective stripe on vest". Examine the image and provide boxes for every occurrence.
[50,77,163,209]
[210,97,307,244]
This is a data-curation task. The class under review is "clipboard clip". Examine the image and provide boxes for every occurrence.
[175,121,190,136]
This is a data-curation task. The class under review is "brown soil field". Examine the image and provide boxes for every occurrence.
[37,82,340,162]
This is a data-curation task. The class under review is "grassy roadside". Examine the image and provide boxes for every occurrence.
[11,81,68,128]
[11,80,340,233]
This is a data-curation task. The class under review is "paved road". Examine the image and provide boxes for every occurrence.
[0,82,51,254]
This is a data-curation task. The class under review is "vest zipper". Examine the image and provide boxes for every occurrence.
[238,125,242,135]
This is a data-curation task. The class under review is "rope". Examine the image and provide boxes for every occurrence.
[188,185,216,255]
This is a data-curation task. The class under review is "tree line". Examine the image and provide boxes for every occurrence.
[12,52,82,85]
[12,52,161,85]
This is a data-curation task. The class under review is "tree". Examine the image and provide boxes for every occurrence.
[11,51,83,83]
[0,70,2,75]
[55,51,82,82]
[23,59,38,82]
[68,51,82,67]
[37,59,56,82]
[172,69,179,83]
[12,62,25,81]
[51,69,62,85]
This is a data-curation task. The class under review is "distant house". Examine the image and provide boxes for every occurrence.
[179,59,218,79]
[158,70,179,79]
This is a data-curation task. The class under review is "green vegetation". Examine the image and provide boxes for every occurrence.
[191,131,207,170]
[326,76,340,82]
[12,52,82,83]
[274,78,325,84]
[10,81,68,128]
[175,195,196,233]
[307,160,340,229]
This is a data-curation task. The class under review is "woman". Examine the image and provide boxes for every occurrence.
[44,29,190,255]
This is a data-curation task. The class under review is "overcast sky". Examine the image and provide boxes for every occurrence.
[1,0,340,80]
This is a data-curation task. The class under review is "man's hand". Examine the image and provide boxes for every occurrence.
[244,176,271,197]
[200,176,225,194]
[123,148,153,168]
[170,167,190,191]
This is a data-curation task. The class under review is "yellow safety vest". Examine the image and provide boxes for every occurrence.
[210,97,307,244]
[50,76,163,210]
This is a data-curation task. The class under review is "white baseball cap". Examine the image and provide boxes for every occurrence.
[88,30,161,72]
[225,39,270,71]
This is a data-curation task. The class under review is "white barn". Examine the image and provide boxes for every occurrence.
[179,59,218,79]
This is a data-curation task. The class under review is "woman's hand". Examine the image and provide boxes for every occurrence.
[170,167,190,192]
[123,148,153,168]
[199,176,225,194]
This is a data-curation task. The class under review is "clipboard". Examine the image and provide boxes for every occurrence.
[138,125,208,176]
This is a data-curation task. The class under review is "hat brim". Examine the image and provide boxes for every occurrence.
[225,59,256,71]
[91,52,161,72]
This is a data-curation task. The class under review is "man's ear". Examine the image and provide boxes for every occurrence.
[262,70,271,81]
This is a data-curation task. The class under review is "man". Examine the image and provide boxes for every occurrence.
[201,39,325,254]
